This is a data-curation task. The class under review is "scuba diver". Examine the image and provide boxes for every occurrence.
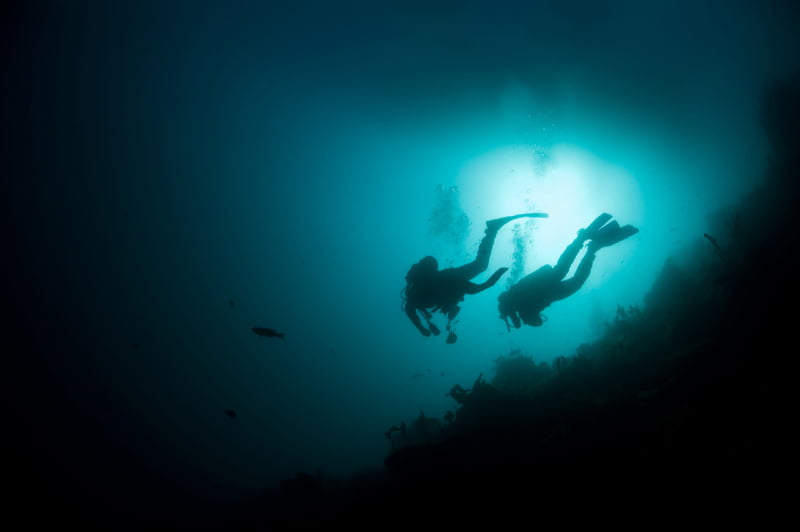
[403,212,548,343]
[498,213,639,329]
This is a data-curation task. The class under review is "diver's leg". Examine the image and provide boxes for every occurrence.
[447,230,497,280]
[452,212,548,280]
[552,250,596,302]
[550,214,612,279]
[552,236,585,280]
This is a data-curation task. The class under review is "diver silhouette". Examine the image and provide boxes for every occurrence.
[403,213,548,342]
[498,213,638,329]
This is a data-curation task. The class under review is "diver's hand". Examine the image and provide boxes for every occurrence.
[482,267,509,289]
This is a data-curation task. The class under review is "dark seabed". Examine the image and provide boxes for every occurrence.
[4,0,799,527]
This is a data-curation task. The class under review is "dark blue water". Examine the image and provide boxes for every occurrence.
[5,0,798,524]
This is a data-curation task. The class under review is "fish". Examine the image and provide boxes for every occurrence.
[704,233,722,254]
[411,373,425,379]
[224,409,237,419]
[229,299,235,309]
[252,327,285,339]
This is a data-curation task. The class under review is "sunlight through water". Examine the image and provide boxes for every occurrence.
[458,144,643,286]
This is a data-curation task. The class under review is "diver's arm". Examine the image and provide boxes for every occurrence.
[406,303,431,336]
[464,267,509,294]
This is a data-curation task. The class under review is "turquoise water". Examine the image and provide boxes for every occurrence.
[5,0,799,522]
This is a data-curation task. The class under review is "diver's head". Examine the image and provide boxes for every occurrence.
[497,291,511,314]
[406,256,438,284]
[418,256,438,271]
[498,293,521,329]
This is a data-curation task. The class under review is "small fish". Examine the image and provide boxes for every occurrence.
[130,342,139,349]
[704,233,722,254]
[411,373,425,379]
[229,299,235,309]
[224,409,237,419]
[252,327,285,339]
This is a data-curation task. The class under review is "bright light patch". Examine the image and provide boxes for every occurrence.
[457,144,643,288]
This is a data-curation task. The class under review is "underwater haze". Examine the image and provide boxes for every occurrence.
[5,0,799,523]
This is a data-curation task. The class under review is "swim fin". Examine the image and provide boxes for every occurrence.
[591,222,639,249]
[485,212,549,233]
[583,213,614,239]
